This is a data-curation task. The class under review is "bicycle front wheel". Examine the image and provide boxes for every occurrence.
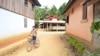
[26,42,32,52]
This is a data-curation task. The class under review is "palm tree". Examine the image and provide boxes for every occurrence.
[58,2,67,20]
[34,2,67,21]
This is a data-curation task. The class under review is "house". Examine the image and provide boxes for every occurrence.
[39,15,65,31]
[45,15,59,20]
[0,0,41,48]
[63,0,100,48]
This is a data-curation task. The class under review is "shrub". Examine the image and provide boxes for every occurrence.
[82,48,100,56]
[67,37,85,55]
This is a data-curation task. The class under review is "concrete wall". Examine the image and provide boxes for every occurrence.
[0,8,35,48]
[66,4,93,42]
[92,1,100,48]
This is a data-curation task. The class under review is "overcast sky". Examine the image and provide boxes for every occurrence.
[38,0,69,9]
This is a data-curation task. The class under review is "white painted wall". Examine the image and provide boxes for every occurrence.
[0,8,35,38]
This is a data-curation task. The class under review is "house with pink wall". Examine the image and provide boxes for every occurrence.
[63,0,100,48]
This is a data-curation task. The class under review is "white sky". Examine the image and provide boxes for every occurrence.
[38,0,69,9]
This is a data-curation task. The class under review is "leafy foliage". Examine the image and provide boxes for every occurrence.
[49,5,58,15]
[85,17,100,56]
[82,48,100,56]
[58,2,67,20]
[34,2,67,21]
[90,18,100,33]
[34,6,48,21]
[67,37,85,55]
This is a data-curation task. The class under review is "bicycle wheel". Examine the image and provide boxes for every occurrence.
[26,42,32,52]
[34,40,40,48]
[26,37,33,52]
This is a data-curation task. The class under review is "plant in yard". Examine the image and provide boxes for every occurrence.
[90,18,100,33]
[90,18,100,39]
[67,37,86,56]
[75,42,85,55]
[83,17,100,56]
[82,48,100,56]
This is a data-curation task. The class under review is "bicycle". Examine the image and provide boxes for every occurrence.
[26,36,40,52]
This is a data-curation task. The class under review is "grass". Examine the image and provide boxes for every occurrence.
[67,36,86,56]
[82,48,100,56]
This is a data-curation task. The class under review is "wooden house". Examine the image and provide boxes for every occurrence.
[39,15,65,31]
[0,0,41,48]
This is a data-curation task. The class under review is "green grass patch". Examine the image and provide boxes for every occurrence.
[67,36,86,55]
[82,48,100,56]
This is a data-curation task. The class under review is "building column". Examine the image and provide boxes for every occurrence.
[57,23,58,31]
[50,23,52,31]
[43,23,45,31]
[47,23,48,31]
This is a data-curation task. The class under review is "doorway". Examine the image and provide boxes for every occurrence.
[93,1,100,48]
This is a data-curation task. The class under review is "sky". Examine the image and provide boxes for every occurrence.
[38,0,69,9]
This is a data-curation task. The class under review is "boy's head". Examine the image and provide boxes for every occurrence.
[32,24,38,28]
[32,26,35,28]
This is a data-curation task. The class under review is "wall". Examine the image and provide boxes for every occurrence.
[0,0,34,18]
[0,8,35,48]
[66,4,93,42]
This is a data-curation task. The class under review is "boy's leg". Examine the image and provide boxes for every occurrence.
[32,36,36,45]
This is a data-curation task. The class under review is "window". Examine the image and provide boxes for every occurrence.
[82,4,87,20]
[82,0,88,20]
[32,4,34,10]
[66,16,69,23]
[94,1,100,18]
[24,18,27,28]
[24,0,28,6]
[71,8,74,14]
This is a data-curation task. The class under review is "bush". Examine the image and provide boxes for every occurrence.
[82,48,100,56]
[67,37,85,55]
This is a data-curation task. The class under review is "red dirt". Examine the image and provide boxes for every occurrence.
[0,32,29,48]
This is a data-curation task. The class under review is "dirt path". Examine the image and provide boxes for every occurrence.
[5,31,75,56]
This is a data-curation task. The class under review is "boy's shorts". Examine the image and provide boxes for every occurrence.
[32,36,36,40]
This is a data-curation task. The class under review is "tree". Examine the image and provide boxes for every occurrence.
[34,2,67,21]
[58,2,67,20]
[59,2,66,13]
[34,6,48,21]
[50,5,58,15]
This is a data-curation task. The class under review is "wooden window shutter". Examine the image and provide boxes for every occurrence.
[24,18,27,28]
[66,16,69,23]
[24,0,28,6]
[83,4,87,20]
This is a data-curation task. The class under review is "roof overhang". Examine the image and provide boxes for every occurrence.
[62,0,75,14]
[81,0,91,5]
[39,20,65,24]
[33,0,41,6]
[62,0,91,14]
[30,0,41,6]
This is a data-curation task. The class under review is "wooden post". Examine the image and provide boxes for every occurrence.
[50,23,52,31]
[43,23,45,31]
[57,23,58,31]
[47,23,48,31]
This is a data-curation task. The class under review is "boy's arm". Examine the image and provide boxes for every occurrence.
[28,30,33,36]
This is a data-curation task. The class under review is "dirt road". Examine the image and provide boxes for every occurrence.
[5,31,75,56]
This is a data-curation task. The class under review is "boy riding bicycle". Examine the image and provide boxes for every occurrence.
[28,25,37,44]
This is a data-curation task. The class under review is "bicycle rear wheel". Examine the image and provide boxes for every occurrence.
[34,40,40,48]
